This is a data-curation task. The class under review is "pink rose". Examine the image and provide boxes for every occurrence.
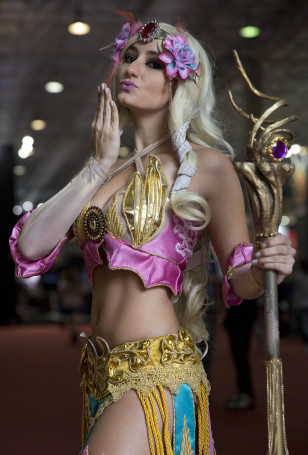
[159,35,199,80]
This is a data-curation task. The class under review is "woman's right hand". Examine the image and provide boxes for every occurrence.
[91,83,120,171]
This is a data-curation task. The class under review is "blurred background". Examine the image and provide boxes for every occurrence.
[1,0,308,453]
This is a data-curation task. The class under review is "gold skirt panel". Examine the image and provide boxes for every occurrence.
[79,329,211,454]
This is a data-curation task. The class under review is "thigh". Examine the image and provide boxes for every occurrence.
[86,387,174,455]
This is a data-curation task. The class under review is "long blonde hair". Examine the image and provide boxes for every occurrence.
[114,22,233,348]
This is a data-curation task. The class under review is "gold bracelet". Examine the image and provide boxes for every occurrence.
[254,232,278,249]
[251,265,264,288]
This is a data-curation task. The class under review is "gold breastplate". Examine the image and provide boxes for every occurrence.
[73,155,169,248]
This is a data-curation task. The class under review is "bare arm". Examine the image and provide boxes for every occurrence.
[18,84,120,260]
[197,149,295,299]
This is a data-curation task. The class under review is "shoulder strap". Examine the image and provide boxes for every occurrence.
[108,133,170,180]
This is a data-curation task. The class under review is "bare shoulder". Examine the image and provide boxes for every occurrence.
[190,144,249,271]
[192,143,233,172]
[190,143,238,198]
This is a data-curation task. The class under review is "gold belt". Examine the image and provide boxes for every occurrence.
[80,328,208,403]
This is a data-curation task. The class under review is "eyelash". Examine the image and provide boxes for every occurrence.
[124,54,136,64]
[123,54,163,70]
[148,61,163,70]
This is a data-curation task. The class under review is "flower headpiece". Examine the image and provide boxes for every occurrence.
[103,14,199,84]
[159,34,199,81]
[139,21,199,83]
[111,21,141,67]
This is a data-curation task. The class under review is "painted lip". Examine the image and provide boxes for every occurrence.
[120,80,137,90]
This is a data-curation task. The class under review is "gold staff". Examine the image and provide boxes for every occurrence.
[229,50,297,455]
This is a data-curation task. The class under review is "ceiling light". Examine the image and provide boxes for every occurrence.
[45,81,64,93]
[281,216,290,226]
[239,25,260,38]
[68,21,90,35]
[68,4,90,35]
[13,205,23,216]
[287,144,301,157]
[18,147,33,159]
[18,136,35,158]
[286,143,302,158]
[30,119,46,131]
[23,201,33,211]
[22,136,34,146]
[13,165,26,176]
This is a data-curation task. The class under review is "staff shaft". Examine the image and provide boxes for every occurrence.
[263,270,289,455]
[264,270,280,360]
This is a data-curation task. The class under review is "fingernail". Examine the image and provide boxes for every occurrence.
[261,243,267,248]
[105,87,109,95]
[110,100,114,107]
[101,83,105,89]
[255,251,261,258]
[252,259,258,264]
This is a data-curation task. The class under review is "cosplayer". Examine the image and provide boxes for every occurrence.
[9,14,295,455]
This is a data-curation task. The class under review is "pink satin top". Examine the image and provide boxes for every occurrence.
[9,152,252,304]
[9,152,202,296]
[9,209,200,296]
[82,213,199,295]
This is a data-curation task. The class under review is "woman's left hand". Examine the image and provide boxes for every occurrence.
[252,234,296,284]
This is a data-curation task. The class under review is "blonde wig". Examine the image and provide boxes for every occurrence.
[113,22,234,349]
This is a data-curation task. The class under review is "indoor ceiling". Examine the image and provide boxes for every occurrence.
[1,0,307,212]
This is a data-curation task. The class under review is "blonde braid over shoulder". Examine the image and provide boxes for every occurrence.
[160,23,233,348]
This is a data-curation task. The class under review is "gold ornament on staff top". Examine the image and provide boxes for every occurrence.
[229,50,297,248]
[229,50,297,455]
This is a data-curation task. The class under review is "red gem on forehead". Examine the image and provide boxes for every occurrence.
[141,21,157,39]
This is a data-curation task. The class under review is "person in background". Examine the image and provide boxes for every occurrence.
[290,258,308,351]
[224,298,258,410]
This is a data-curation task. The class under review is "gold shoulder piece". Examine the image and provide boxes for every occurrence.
[105,193,126,240]
[72,202,90,246]
[122,155,169,248]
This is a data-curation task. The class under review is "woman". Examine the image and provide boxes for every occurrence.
[9,18,295,455]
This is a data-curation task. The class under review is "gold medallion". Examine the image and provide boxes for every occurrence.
[84,205,106,243]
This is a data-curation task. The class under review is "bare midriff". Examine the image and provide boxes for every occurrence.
[91,263,181,349]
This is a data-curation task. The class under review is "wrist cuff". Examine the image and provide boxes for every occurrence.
[222,242,253,308]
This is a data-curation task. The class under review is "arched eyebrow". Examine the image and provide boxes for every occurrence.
[128,45,160,57]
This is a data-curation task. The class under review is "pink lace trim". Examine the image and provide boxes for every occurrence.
[173,215,199,260]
